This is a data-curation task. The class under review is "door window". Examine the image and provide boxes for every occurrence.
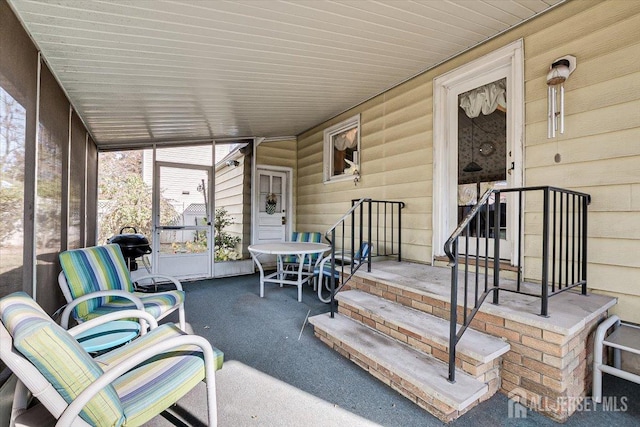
[457,78,507,236]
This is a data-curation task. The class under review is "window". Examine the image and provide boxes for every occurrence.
[323,114,360,183]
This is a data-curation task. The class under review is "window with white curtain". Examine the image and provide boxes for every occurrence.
[323,114,360,183]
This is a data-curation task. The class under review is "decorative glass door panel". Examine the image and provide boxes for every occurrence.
[457,78,511,260]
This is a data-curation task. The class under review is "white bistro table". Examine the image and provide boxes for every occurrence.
[248,242,330,302]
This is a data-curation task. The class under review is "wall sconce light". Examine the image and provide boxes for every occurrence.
[547,55,576,138]
[225,159,240,167]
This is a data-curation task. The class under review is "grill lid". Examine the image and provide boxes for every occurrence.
[107,227,151,256]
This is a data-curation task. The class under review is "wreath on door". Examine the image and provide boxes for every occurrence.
[265,193,277,215]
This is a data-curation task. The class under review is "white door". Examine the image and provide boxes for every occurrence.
[433,40,524,265]
[153,162,213,280]
[255,169,289,243]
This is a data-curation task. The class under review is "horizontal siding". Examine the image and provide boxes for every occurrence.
[520,0,640,316]
[297,73,433,259]
[215,157,247,250]
[294,0,640,321]
[593,291,640,325]
[256,139,297,169]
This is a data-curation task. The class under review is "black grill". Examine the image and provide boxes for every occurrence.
[107,226,152,271]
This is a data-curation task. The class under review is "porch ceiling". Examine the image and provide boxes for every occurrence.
[8,0,562,148]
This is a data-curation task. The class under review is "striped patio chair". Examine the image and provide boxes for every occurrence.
[0,292,223,426]
[58,244,186,330]
[282,231,324,272]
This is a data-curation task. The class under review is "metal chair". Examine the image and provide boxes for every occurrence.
[0,292,223,426]
[58,244,186,330]
[314,242,371,303]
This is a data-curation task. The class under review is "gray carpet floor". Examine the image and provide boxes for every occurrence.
[149,273,639,426]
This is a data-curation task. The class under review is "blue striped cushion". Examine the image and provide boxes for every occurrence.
[96,324,224,425]
[0,292,125,426]
[79,291,185,323]
[59,244,134,320]
[283,231,323,264]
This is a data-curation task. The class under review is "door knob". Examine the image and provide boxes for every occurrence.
[282,217,286,225]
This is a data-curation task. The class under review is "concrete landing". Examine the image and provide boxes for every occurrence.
[355,260,616,336]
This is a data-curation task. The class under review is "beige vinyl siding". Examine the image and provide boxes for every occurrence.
[297,74,433,261]
[295,0,640,322]
[522,0,640,323]
[215,156,247,256]
[256,139,297,169]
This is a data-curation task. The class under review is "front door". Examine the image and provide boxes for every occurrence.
[433,40,524,265]
[255,168,289,243]
[153,162,213,280]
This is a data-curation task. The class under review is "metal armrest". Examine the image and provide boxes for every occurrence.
[60,291,145,329]
[133,274,183,291]
[68,310,158,337]
[57,335,217,426]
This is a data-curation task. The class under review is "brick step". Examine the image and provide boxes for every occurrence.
[347,265,537,335]
[336,290,509,380]
[309,312,490,422]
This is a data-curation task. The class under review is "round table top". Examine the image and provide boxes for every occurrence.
[75,320,140,353]
[249,242,330,255]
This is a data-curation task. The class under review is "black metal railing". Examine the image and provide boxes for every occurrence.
[444,186,590,383]
[351,199,405,261]
[325,198,405,317]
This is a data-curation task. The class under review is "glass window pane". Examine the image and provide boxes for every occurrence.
[68,112,85,249]
[98,150,153,245]
[158,166,209,227]
[0,87,26,295]
[158,229,209,255]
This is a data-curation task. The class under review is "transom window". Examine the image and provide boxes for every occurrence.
[323,114,360,183]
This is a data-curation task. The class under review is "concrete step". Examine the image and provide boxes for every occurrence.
[309,312,489,422]
[336,290,510,379]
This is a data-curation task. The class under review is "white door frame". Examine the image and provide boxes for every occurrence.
[252,164,293,244]
[432,39,524,263]
[152,161,213,279]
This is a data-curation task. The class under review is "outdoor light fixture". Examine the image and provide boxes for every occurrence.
[225,159,240,167]
[547,55,576,138]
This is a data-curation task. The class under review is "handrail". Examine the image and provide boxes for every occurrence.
[324,198,405,317]
[444,189,494,262]
[324,197,371,244]
[445,185,590,383]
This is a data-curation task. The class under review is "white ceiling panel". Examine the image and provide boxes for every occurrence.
[8,0,563,147]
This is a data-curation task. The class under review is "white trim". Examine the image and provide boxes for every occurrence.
[432,39,524,263]
[252,165,293,245]
[152,160,214,279]
[65,105,72,251]
[83,132,88,247]
[323,114,361,184]
[32,53,41,300]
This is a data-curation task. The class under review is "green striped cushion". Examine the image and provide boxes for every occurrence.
[59,244,134,319]
[0,292,125,426]
[96,324,224,425]
[283,231,323,264]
